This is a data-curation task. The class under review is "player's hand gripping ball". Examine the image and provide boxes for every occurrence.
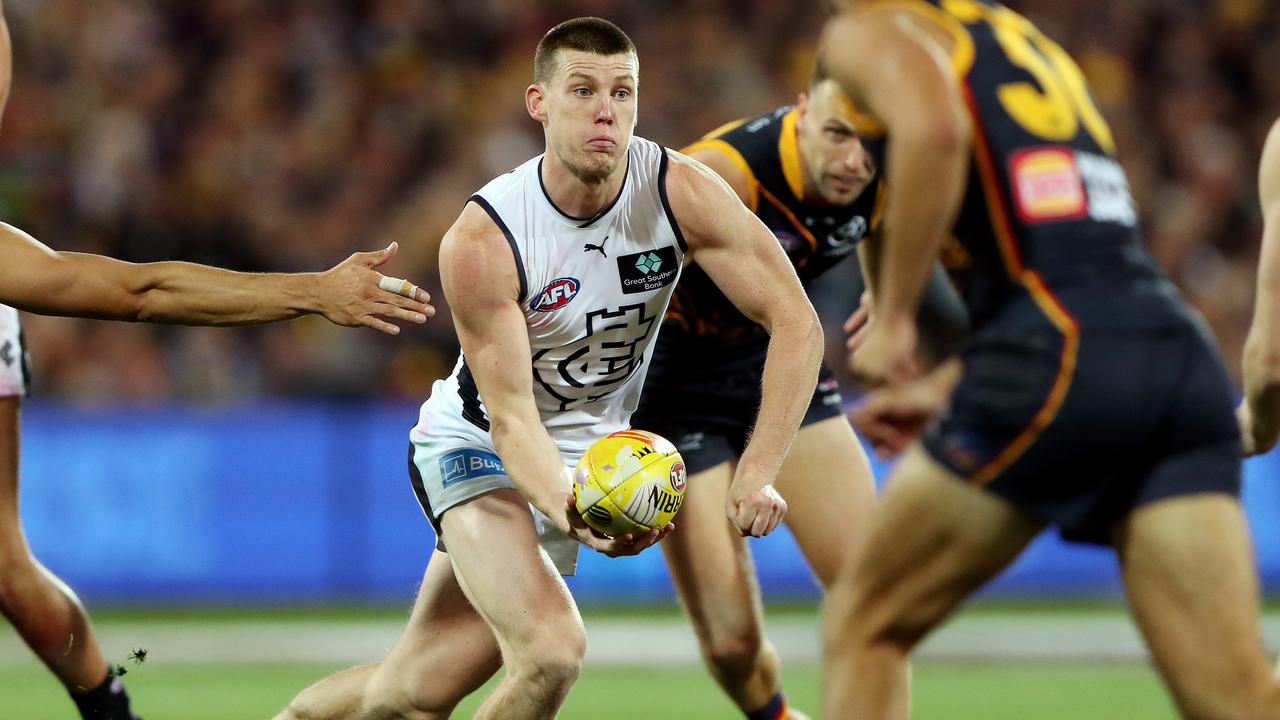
[572,429,686,537]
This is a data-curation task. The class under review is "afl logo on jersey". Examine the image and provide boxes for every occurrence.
[531,277,581,312]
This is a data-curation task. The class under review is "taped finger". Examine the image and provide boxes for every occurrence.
[378,275,421,299]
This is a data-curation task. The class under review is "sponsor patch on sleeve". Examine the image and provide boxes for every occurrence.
[1009,147,1086,224]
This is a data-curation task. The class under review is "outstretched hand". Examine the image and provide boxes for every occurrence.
[314,242,435,335]
[563,495,673,557]
[849,361,957,458]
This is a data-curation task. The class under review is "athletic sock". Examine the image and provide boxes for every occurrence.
[746,691,787,720]
[71,667,140,720]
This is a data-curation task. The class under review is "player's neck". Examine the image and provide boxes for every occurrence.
[541,152,627,219]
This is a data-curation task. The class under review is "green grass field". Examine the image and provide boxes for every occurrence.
[0,603,1196,718]
[0,660,1178,719]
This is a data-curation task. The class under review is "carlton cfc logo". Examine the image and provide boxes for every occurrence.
[530,277,581,312]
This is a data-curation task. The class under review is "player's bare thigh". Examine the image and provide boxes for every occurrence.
[661,459,760,626]
[439,489,586,663]
[774,415,876,588]
[1114,493,1280,718]
[829,447,1042,642]
[363,549,502,717]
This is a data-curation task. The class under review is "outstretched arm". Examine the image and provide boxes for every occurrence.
[439,203,666,556]
[0,223,432,334]
[666,150,824,537]
[822,9,971,384]
[1242,120,1280,455]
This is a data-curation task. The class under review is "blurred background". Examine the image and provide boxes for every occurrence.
[3,1,1280,718]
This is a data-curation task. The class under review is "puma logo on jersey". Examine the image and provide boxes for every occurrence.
[584,236,609,257]
[0,341,12,368]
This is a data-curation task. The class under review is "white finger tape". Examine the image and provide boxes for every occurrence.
[379,276,419,299]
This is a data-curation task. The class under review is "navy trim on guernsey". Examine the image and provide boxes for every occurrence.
[536,150,631,228]
[658,149,688,253]
[17,328,29,396]
[467,195,528,303]
[456,359,490,432]
[407,443,443,536]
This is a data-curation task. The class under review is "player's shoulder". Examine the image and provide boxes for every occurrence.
[439,200,523,306]
[661,148,754,250]
[688,106,790,165]
[681,106,792,208]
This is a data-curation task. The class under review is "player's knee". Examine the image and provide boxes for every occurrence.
[826,585,929,657]
[519,643,584,695]
[700,626,764,680]
[0,553,39,609]
[509,621,586,694]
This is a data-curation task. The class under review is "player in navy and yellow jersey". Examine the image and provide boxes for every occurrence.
[632,67,966,720]
[818,1,1279,718]
[1240,118,1280,456]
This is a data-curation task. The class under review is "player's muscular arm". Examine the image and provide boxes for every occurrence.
[439,205,570,520]
[1242,120,1280,454]
[0,223,432,334]
[666,150,823,537]
[823,10,971,383]
[684,145,756,211]
[439,205,664,555]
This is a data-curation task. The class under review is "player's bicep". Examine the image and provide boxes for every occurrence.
[453,296,537,420]
[684,144,757,212]
[667,153,812,330]
[438,206,537,421]
[823,12,969,148]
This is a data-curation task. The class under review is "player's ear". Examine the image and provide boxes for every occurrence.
[796,91,810,120]
[527,84,547,123]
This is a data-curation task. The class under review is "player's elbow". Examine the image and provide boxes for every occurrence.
[902,108,971,162]
[774,304,824,365]
[130,287,167,323]
[488,410,538,447]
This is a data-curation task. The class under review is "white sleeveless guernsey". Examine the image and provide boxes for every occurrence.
[0,305,28,398]
[408,137,686,573]
[415,137,685,455]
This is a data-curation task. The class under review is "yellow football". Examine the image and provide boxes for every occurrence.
[572,429,686,537]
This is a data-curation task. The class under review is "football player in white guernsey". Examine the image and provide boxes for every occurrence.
[0,4,435,718]
[277,17,824,720]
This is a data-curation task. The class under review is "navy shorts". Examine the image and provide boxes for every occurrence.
[922,320,1242,544]
[633,361,843,475]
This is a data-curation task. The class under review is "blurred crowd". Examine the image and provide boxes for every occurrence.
[4,0,1278,402]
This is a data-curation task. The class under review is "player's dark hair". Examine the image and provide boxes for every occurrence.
[534,17,636,84]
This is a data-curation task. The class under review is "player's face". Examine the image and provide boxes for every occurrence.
[796,79,876,205]
[531,50,638,182]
